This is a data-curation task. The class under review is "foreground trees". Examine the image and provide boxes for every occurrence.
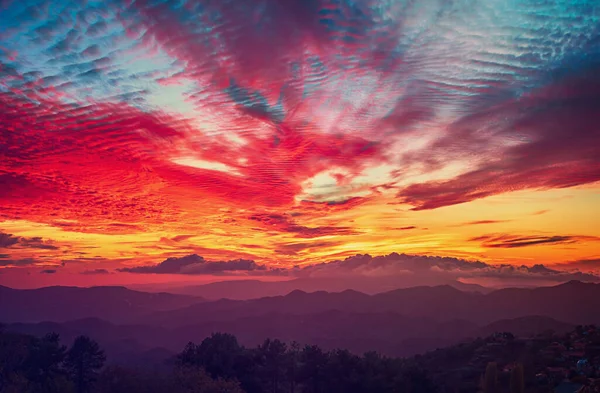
[176,333,438,393]
[1,330,439,393]
[65,336,106,393]
[0,332,72,393]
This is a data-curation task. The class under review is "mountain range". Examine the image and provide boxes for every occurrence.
[140,280,600,327]
[0,284,202,323]
[130,277,493,300]
[2,280,597,365]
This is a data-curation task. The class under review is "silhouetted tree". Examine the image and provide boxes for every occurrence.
[482,362,498,393]
[322,349,363,393]
[299,345,328,393]
[195,333,242,380]
[24,332,69,393]
[178,342,200,367]
[0,331,73,393]
[172,366,245,393]
[65,336,105,393]
[258,338,287,393]
[0,332,31,391]
[94,366,144,393]
[361,351,395,393]
[285,341,300,393]
[398,365,439,393]
[510,363,525,393]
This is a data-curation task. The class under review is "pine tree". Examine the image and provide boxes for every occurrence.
[65,336,105,393]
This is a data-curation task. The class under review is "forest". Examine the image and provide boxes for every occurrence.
[1,325,554,393]
[0,327,440,393]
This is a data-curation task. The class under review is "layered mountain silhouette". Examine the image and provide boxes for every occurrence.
[1,281,597,365]
[3,312,573,363]
[476,315,574,337]
[0,285,202,323]
[140,280,600,327]
[140,277,492,300]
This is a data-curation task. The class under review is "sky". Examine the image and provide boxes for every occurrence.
[1,0,599,288]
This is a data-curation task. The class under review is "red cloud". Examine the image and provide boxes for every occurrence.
[398,66,600,210]
[0,88,386,234]
[247,212,359,238]
[470,234,600,249]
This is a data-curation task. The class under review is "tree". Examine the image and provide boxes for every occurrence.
[299,345,328,393]
[195,333,242,380]
[178,342,200,368]
[257,338,287,393]
[398,365,439,393]
[322,349,363,393]
[65,336,105,393]
[0,332,35,392]
[173,366,245,393]
[24,332,70,393]
[482,362,498,393]
[285,342,300,393]
[509,363,525,393]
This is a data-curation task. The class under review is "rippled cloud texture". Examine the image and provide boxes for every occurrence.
[1,0,599,286]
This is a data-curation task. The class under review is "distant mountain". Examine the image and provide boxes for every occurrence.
[477,316,575,338]
[140,281,600,327]
[5,311,478,360]
[7,313,576,364]
[5,318,175,368]
[6,282,595,365]
[138,284,481,327]
[476,280,600,324]
[158,277,492,300]
[4,280,600,366]
[6,281,594,328]
[140,288,376,327]
[0,285,203,323]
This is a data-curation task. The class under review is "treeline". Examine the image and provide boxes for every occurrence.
[175,333,438,393]
[0,329,438,393]
[0,330,105,393]
[481,362,525,393]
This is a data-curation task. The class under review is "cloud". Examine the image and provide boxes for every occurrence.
[533,210,550,216]
[117,254,277,275]
[458,220,509,226]
[470,234,599,248]
[248,213,359,238]
[0,258,39,267]
[0,231,59,250]
[171,235,196,242]
[61,257,111,265]
[40,269,57,274]
[275,241,345,256]
[18,237,59,250]
[80,268,110,275]
[0,232,20,248]
[292,253,600,285]
[397,63,600,210]
[550,259,600,273]
[114,251,600,287]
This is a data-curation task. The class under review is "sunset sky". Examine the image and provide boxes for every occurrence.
[1,0,599,288]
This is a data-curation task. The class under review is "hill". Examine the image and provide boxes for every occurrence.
[477,316,575,338]
[0,285,203,323]
[157,277,492,300]
[139,281,600,328]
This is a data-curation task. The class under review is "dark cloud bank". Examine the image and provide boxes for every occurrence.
[118,252,600,286]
